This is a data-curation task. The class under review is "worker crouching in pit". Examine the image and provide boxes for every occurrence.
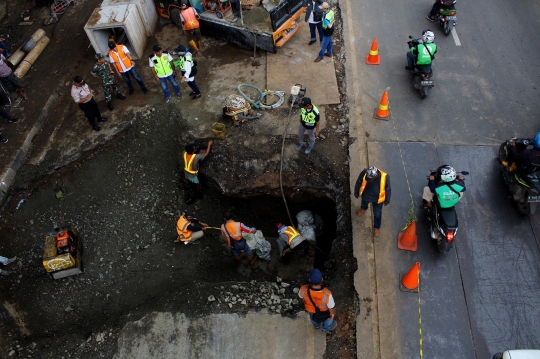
[175,209,208,245]
[276,223,309,263]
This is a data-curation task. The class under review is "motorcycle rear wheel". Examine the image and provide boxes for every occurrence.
[420,86,429,99]
[444,20,454,36]
[436,235,450,253]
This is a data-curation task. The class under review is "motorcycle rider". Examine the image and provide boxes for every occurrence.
[427,0,456,22]
[422,165,466,209]
[406,30,437,73]
[508,132,540,176]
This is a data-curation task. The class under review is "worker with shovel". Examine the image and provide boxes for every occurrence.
[220,210,258,264]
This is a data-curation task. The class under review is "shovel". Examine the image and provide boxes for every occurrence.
[251,30,260,66]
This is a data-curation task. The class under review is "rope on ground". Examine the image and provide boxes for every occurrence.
[279,95,297,227]
[388,87,417,229]
[237,84,284,110]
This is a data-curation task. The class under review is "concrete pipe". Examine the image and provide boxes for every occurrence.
[7,49,26,66]
[20,29,46,53]
[14,36,50,78]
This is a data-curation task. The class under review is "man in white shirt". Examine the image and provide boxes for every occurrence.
[71,76,108,131]
[108,41,148,95]
[0,48,27,100]
[148,44,181,103]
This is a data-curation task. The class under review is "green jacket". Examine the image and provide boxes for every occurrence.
[411,43,437,65]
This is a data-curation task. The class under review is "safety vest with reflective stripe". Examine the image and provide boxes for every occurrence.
[299,285,332,313]
[108,45,132,72]
[176,216,192,240]
[322,10,334,29]
[221,221,243,247]
[181,8,200,30]
[283,226,301,245]
[301,105,319,125]
[183,152,198,174]
[177,54,194,72]
[150,52,173,77]
[358,170,387,204]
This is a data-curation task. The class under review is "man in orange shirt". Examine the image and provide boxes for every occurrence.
[179,1,202,54]
[298,269,337,332]
[108,41,148,95]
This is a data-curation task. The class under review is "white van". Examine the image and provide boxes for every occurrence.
[493,350,540,359]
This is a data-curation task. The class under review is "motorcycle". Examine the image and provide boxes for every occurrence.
[407,36,434,99]
[438,4,456,36]
[425,170,469,253]
[499,139,540,215]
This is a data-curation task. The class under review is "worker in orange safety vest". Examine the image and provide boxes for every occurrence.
[179,0,203,54]
[276,223,309,258]
[354,166,391,237]
[182,139,213,203]
[175,209,208,245]
[108,41,148,95]
[298,268,337,332]
[220,210,257,264]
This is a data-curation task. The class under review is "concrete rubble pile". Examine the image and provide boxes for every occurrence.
[208,279,301,314]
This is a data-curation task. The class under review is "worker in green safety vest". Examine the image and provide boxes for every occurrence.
[148,44,181,103]
[296,97,320,155]
[315,2,334,63]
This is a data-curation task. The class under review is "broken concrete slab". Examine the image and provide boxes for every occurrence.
[113,311,326,359]
[267,25,340,107]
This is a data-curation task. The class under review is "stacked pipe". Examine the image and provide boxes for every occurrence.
[6,29,50,78]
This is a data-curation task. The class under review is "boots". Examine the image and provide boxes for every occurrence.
[197,40,202,52]
[117,93,126,100]
[17,88,27,100]
[247,255,257,264]
[234,255,243,263]
[188,40,198,54]
[107,101,114,111]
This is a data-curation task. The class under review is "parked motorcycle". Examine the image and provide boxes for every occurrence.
[438,5,456,36]
[499,139,540,215]
[407,36,434,99]
[425,170,469,253]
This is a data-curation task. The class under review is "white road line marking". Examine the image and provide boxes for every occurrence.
[452,28,461,46]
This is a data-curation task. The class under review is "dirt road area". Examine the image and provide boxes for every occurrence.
[0,1,359,358]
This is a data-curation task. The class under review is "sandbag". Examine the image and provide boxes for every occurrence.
[243,230,271,261]
[296,210,314,226]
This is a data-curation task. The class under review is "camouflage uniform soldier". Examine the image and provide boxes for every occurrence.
[91,53,126,111]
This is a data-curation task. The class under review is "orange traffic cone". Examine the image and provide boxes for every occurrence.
[366,38,380,65]
[373,89,390,120]
[397,221,418,252]
[400,262,420,292]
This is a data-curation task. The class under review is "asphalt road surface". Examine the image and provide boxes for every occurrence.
[343,0,540,357]
[344,0,540,145]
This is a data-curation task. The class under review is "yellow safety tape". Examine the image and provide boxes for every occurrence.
[418,268,423,359]
[379,104,388,110]
[389,88,417,229]
[369,50,378,55]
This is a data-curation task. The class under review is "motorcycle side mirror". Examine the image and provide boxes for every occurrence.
[460,171,469,175]
[409,36,414,39]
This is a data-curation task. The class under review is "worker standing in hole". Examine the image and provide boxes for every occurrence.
[179,0,203,54]
[276,223,309,259]
[220,210,258,264]
[296,97,320,155]
[182,140,213,202]
[175,209,208,245]
[298,268,338,332]
[354,166,391,237]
